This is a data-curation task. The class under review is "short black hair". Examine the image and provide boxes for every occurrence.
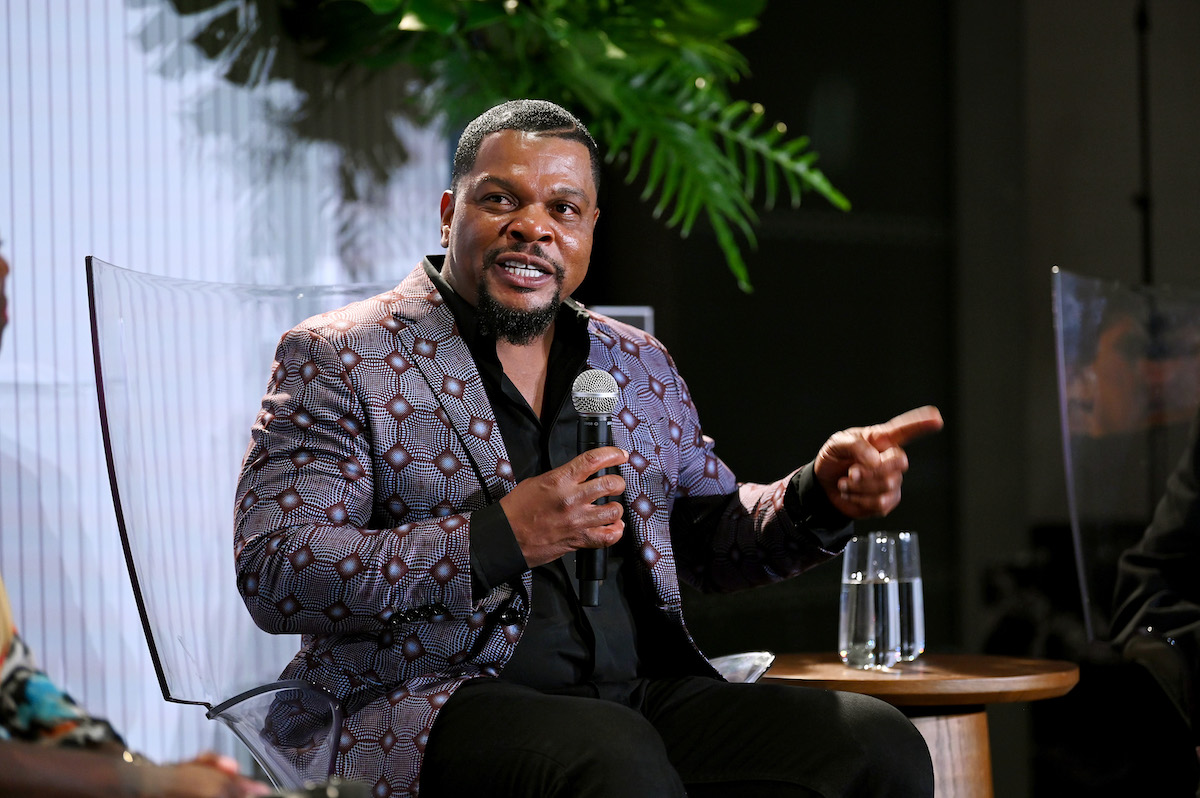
[451,99,601,193]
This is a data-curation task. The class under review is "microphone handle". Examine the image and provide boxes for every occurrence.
[577,414,614,606]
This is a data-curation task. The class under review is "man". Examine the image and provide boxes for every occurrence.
[1109,403,1200,791]
[235,100,941,797]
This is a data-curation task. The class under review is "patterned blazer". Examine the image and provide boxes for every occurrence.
[234,261,840,796]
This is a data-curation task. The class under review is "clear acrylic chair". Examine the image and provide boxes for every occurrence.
[86,255,776,789]
[1051,267,1200,643]
[85,256,397,789]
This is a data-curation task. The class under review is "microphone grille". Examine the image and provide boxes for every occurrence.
[571,368,619,415]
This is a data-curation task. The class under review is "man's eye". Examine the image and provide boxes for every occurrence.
[555,203,579,216]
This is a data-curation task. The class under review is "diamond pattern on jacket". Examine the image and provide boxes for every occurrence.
[387,395,413,421]
[339,457,365,480]
[326,503,349,525]
[384,445,412,471]
[386,351,410,373]
[289,546,315,570]
[631,493,659,520]
[430,557,457,585]
[496,459,513,480]
[277,488,303,511]
[469,417,493,440]
[336,554,364,579]
[434,450,461,477]
[401,636,424,661]
[338,415,364,437]
[382,556,408,585]
[413,338,436,358]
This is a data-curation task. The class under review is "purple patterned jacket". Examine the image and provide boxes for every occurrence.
[234,262,840,795]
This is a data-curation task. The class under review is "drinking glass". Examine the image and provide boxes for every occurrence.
[894,531,925,661]
[838,533,901,669]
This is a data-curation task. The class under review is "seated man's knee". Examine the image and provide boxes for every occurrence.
[565,702,685,794]
[423,692,686,798]
[838,692,933,796]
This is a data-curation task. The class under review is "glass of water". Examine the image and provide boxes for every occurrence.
[894,531,925,661]
[838,533,901,669]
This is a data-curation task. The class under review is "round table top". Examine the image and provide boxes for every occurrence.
[761,653,1079,707]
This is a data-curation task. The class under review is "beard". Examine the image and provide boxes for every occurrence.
[476,248,565,345]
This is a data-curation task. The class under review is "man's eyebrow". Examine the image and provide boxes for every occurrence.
[475,175,592,203]
[553,185,591,202]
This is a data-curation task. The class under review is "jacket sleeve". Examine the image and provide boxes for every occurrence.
[1111,409,1200,730]
[657,355,852,594]
[234,326,478,637]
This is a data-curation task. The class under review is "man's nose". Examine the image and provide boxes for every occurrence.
[506,206,553,243]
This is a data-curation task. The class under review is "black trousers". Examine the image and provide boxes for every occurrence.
[419,676,933,797]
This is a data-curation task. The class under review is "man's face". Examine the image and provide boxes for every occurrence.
[439,129,599,339]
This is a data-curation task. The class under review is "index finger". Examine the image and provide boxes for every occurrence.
[865,405,944,449]
[564,446,629,481]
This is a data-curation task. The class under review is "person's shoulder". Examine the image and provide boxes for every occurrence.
[584,308,674,367]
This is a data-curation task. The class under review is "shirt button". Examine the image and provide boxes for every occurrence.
[498,608,525,625]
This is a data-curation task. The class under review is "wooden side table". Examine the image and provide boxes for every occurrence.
[762,653,1079,798]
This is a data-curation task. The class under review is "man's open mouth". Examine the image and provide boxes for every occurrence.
[493,252,555,281]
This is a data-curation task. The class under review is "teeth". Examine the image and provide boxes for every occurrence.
[501,264,543,278]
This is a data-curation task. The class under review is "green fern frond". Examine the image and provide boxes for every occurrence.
[599,79,845,289]
[187,0,851,291]
[709,101,852,213]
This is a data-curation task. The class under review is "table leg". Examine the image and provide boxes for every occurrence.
[907,706,992,798]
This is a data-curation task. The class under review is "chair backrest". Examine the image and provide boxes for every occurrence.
[1052,267,1200,641]
[86,256,396,708]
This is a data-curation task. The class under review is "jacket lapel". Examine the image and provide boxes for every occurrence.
[587,319,682,613]
[391,268,517,506]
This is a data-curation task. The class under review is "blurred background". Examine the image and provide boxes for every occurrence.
[2,2,1198,794]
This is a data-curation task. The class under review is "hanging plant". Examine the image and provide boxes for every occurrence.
[164,0,849,290]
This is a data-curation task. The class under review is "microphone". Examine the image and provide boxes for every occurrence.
[571,368,620,607]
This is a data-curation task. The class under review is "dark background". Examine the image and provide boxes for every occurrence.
[578,2,1200,795]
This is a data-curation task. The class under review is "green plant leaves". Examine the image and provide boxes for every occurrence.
[193,0,850,290]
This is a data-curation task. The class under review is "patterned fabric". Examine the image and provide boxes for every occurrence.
[0,577,122,747]
[234,261,839,796]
